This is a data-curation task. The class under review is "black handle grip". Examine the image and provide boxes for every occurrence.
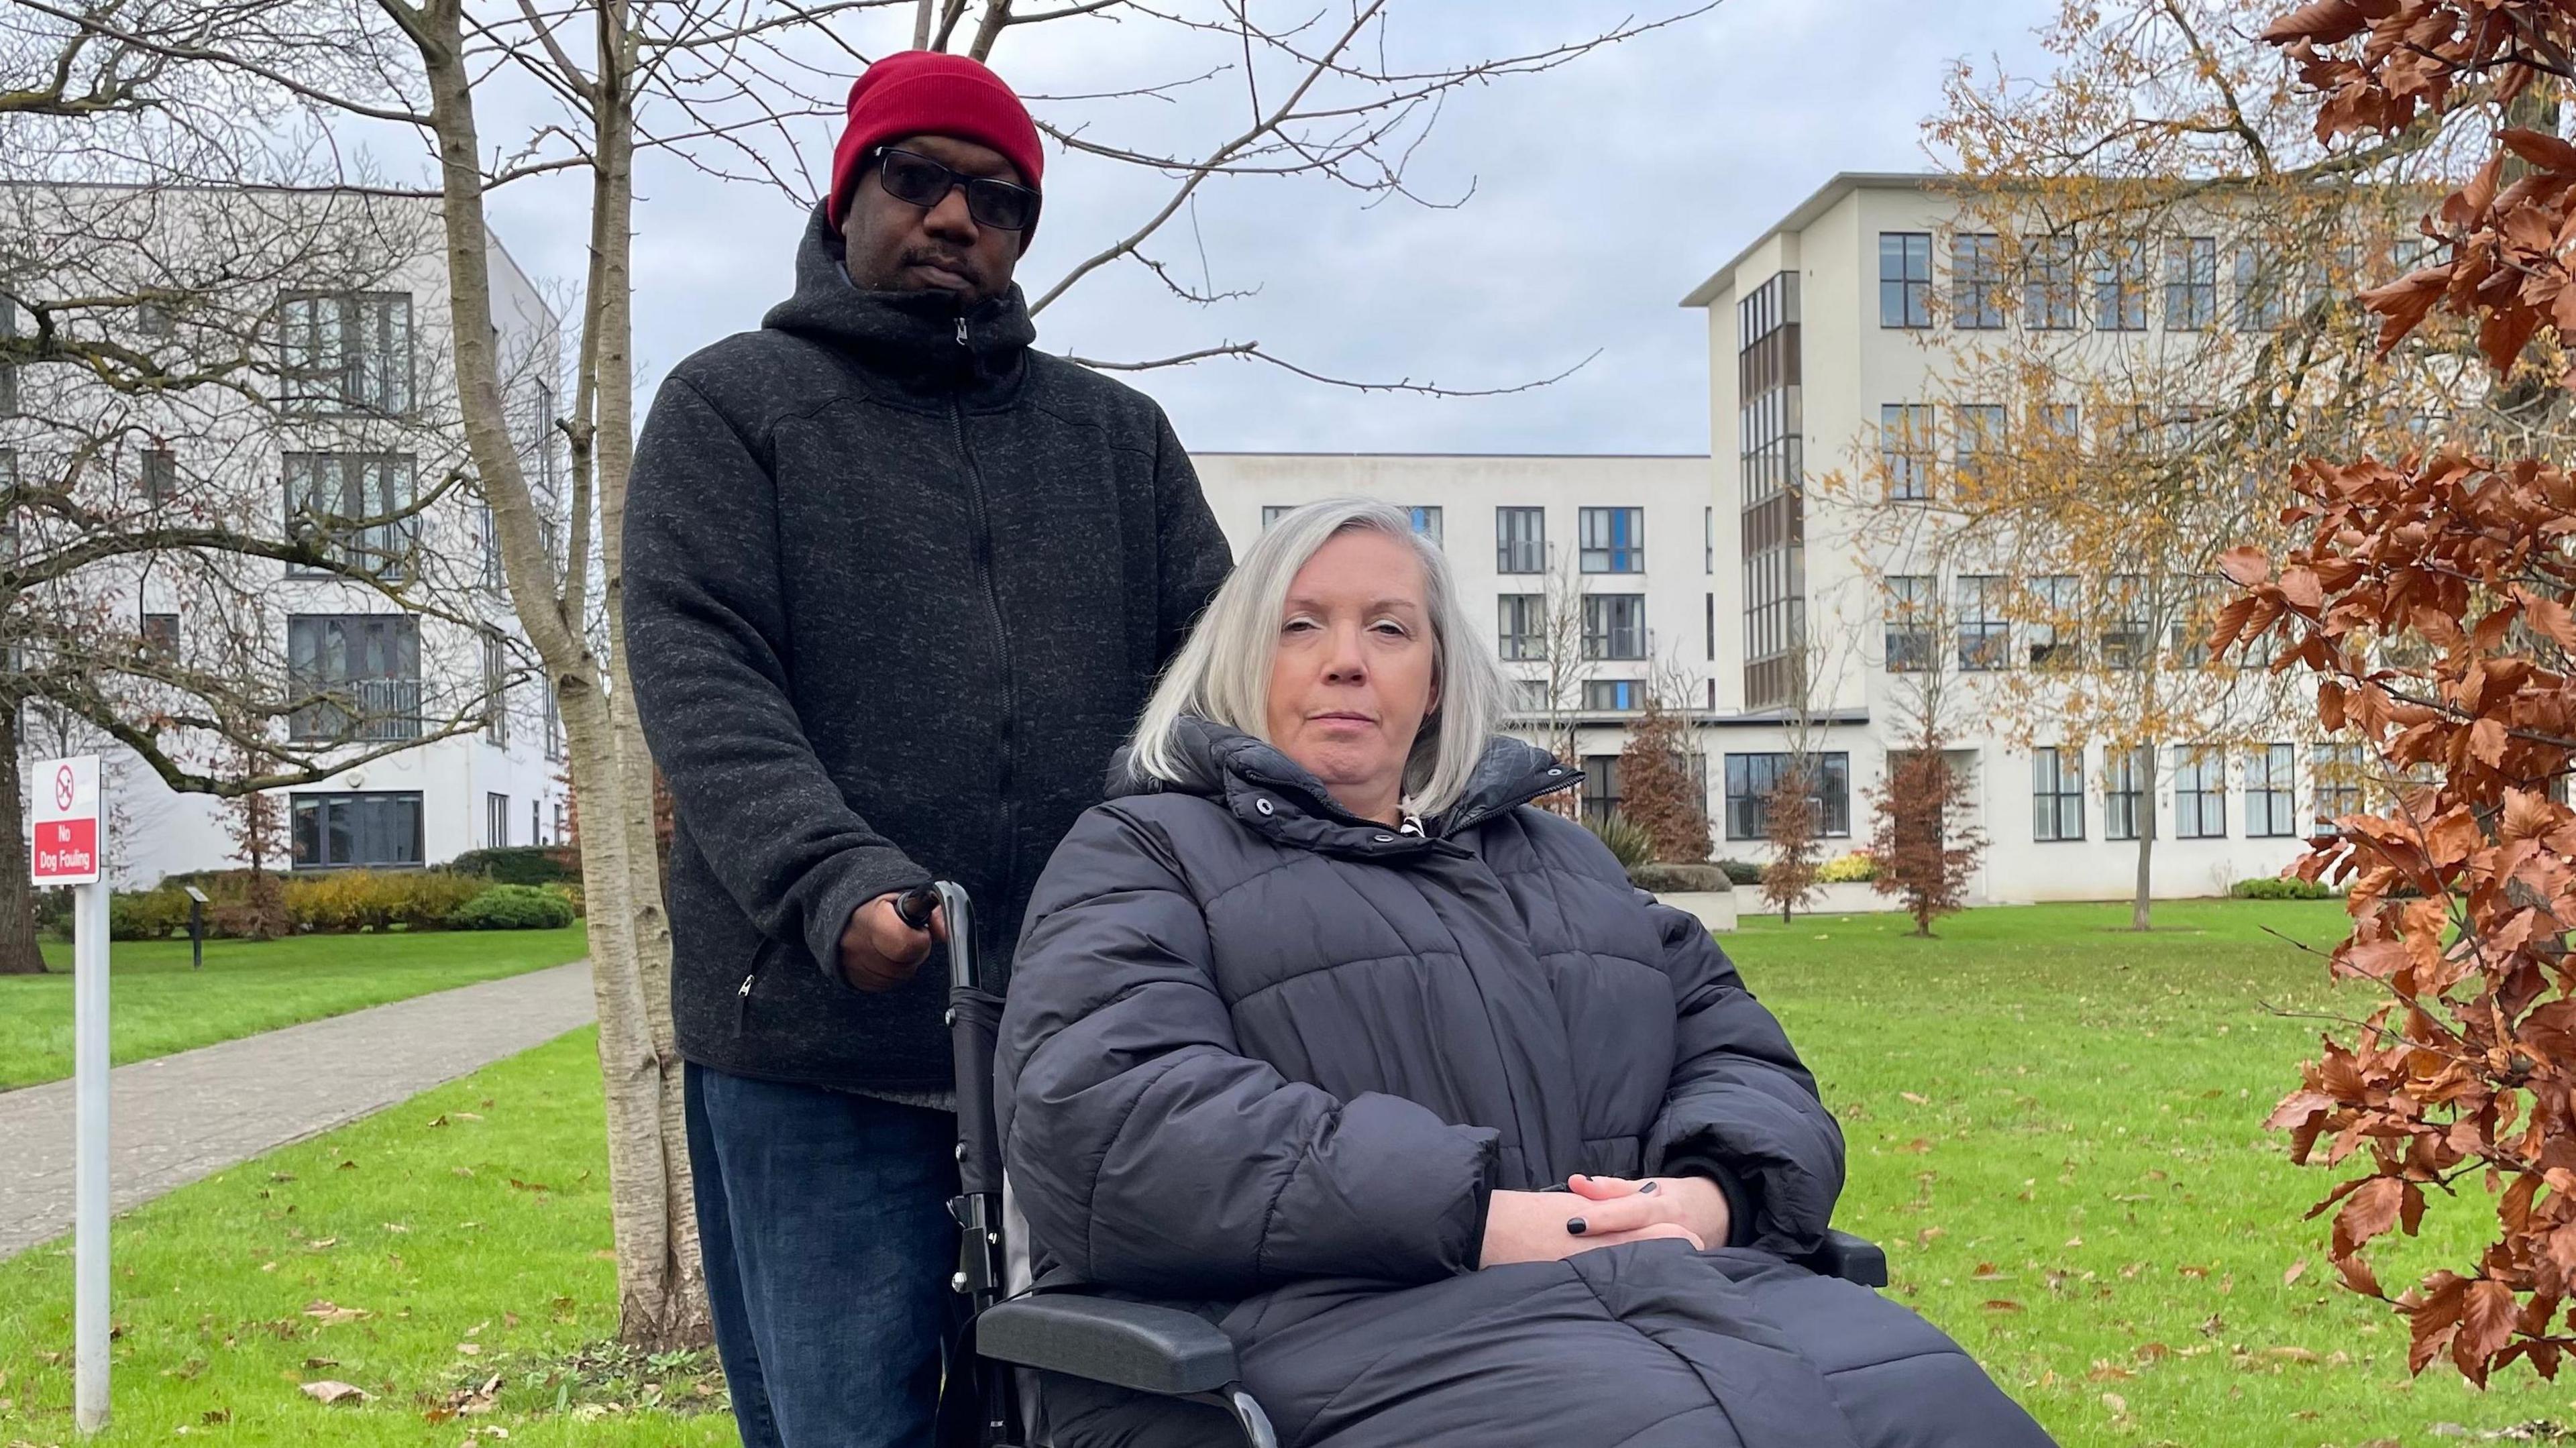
[893,885,941,932]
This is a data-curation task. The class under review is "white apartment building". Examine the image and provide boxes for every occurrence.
[1683,172,2315,901]
[4,184,569,887]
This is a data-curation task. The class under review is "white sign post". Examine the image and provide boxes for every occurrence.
[33,756,109,1435]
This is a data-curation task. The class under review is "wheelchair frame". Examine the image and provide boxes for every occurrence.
[932,880,1889,1448]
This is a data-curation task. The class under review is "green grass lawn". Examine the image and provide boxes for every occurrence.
[1,899,2562,1447]
[1,927,588,1091]
[0,1026,733,1448]
[1739,898,2567,1448]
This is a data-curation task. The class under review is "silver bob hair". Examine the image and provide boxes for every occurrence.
[1128,497,1509,819]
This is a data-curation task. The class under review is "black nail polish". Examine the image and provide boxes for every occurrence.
[1566,1217,1587,1235]
[1639,1181,1660,1194]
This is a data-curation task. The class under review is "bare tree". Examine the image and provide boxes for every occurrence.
[45,0,1727,1341]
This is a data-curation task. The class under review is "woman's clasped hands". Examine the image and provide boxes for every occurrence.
[1479,1173,1733,1268]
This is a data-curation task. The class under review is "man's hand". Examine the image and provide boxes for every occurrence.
[837,892,946,993]
[1562,1174,1731,1250]
[1479,1187,1705,1268]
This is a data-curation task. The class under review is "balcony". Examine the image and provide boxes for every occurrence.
[290,676,423,743]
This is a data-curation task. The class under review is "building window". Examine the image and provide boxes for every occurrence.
[2093,235,2151,331]
[1704,506,1715,574]
[1953,233,2008,329]
[544,678,564,763]
[2166,236,2218,330]
[1584,679,1644,712]
[2035,402,2081,454]
[1957,575,2009,671]
[1579,506,1644,573]
[1582,594,1646,660]
[483,631,510,747]
[1497,594,1545,661]
[2312,742,2365,832]
[2172,747,2228,839]
[479,504,503,590]
[1953,403,2006,486]
[2027,575,2082,667]
[2033,746,2085,842]
[1260,504,1295,530]
[533,379,559,494]
[1880,403,1935,502]
[2100,575,2150,671]
[1739,270,1805,712]
[142,447,176,506]
[292,791,424,869]
[1496,506,1545,573]
[1405,506,1443,548]
[278,290,413,416]
[286,614,421,742]
[1513,678,1552,715]
[1581,754,1622,826]
[486,791,511,848]
[2104,746,2150,842]
[1705,593,1715,663]
[2024,235,2082,330]
[1884,575,1936,673]
[2247,743,2298,838]
[285,453,416,581]
[2237,243,2291,331]
[1880,233,1933,328]
[140,612,179,662]
[1723,752,1851,841]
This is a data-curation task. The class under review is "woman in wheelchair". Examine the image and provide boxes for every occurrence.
[996,500,2056,1447]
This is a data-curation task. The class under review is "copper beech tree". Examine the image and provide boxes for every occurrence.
[2231,0,2576,1386]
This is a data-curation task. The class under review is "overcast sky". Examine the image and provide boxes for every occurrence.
[478,0,2059,457]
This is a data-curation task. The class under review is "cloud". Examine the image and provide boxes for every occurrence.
[480,0,2058,454]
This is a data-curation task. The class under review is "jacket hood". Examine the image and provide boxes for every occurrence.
[761,203,1037,396]
[1108,716,1579,858]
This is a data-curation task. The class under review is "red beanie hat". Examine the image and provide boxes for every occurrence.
[826,51,1044,232]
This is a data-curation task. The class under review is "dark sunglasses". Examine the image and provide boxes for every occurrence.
[870,146,1040,233]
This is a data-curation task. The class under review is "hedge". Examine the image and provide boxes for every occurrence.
[447,846,582,887]
[2229,875,2338,901]
[1713,858,1765,887]
[1628,862,1732,894]
[447,884,579,931]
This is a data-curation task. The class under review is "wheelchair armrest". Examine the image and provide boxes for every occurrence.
[977,1296,1239,1398]
[1803,1228,1890,1289]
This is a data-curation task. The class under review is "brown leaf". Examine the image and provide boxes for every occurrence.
[2469,717,2508,767]
[2218,545,2272,587]
[299,1380,368,1406]
[1981,1299,2025,1312]
[2337,1176,2404,1251]
[2259,0,2365,44]
[2504,128,2576,176]
[2461,1278,2518,1363]
[2284,1258,2308,1286]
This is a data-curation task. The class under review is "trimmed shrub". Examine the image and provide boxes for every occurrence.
[2229,875,2337,901]
[1816,850,1880,884]
[110,889,191,941]
[447,846,581,887]
[280,869,487,933]
[1582,811,1656,871]
[541,881,585,918]
[447,884,578,931]
[1713,858,1764,887]
[1628,862,1731,894]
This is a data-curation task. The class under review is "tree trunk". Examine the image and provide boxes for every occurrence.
[0,699,49,974]
[2131,742,2157,932]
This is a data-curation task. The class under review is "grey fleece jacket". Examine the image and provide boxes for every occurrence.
[623,206,1231,1093]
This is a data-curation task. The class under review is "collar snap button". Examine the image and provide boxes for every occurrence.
[1254,799,1275,816]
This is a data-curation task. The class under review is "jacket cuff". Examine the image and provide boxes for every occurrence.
[1664,1153,1759,1249]
[802,848,936,990]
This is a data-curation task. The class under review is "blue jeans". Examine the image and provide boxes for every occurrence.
[685,1063,959,1448]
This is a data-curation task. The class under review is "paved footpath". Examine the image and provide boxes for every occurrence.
[0,960,596,1260]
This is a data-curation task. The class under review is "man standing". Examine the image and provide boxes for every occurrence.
[623,51,1230,1448]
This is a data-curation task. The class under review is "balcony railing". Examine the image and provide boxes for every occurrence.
[290,676,422,742]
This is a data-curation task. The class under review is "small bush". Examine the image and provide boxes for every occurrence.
[541,881,585,918]
[1629,862,1731,894]
[2229,875,2337,901]
[109,889,191,941]
[448,846,581,887]
[447,884,578,931]
[279,869,486,933]
[1582,812,1657,871]
[1713,858,1764,887]
[1816,850,1880,884]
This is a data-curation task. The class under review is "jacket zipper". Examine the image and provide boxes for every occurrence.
[951,315,1020,931]
[734,967,757,1034]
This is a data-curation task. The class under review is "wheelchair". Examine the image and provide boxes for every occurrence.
[921,881,1892,1448]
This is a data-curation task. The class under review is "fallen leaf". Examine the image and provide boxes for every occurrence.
[2134,1342,2170,1361]
[301,1357,338,1370]
[1900,1092,1931,1106]
[299,1380,367,1406]
[2259,1346,2321,1364]
[200,1409,230,1425]
[2283,1258,2308,1286]
[301,1300,372,1325]
[1981,1299,2025,1312]
[268,1172,295,1183]
[455,1343,482,1357]
[1915,1227,1945,1248]
[2101,1391,2128,1416]
[2065,1235,2084,1248]
[258,1262,277,1273]
[306,1237,337,1251]
[1972,1262,2006,1280]
[1898,1138,1932,1155]
[383,1223,409,1234]
[506,1179,552,1193]
[2178,1265,2209,1279]
[2087,1363,2135,1382]
[335,1160,357,1171]
[590,1250,617,1262]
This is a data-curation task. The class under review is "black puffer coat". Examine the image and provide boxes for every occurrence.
[996,720,2055,1447]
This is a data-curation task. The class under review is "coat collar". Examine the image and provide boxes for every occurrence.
[1109,717,1580,860]
[761,204,1036,402]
